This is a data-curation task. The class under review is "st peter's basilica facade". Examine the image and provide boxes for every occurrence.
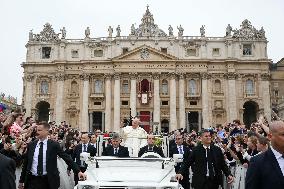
[22,7,271,133]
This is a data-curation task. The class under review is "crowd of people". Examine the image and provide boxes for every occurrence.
[0,108,284,189]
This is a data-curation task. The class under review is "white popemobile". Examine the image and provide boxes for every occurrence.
[75,152,183,189]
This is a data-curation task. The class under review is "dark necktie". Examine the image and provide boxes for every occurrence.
[83,144,87,152]
[206,147,214,178]
[37,142,43,176]
[114,148,118,155]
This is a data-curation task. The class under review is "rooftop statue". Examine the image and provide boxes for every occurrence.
[107,26,113,37]
[226,24,232,37]
[200,25,205,37]
[29,30,33,41]
[177,25,184,37]
[60,27,66,39]
[116,25,121,37]
[168,25,173,36]
[130,24,136,35]
[85,27,90,38]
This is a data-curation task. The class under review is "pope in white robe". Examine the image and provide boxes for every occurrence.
[120,117,147,157]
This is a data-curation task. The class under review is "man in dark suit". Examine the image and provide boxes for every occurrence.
[19,122,86,189]
[102,133,129,157]
[176,129,234,189]
[138,134,164,157]
[245,121,284,189]
[0,153,16,189]
[170,134,191,189]
[71,133,96,184]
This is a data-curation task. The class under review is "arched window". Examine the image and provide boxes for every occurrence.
[188,79,197,95]
[94,80,103,93]
[122,80,129,93]
[71,81,79,94]
[246,79,254,95]
[161,79,168,95]
[214,79,221,93]
[40,81,49,94]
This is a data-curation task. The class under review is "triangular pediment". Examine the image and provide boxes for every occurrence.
[112,45,178,61]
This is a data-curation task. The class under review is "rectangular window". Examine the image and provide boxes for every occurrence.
[122,48,129,54]
[161,101,168,106]
[275,90,279,97]
[122,80,129,93]
[212,48,220,56]
[243,44,252,55]
[190,101,197,105]
[71,50,79,58]
[161,48,167,54]
[121,101,128,106]
[186,48,196,56]
[42,47,51,59]
[93,49,103,57]
[94,102,101,105]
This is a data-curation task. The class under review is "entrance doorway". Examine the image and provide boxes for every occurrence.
[139,111,150,133]
[243,101,259,128]
[161,119,169,133]
[92,112,103,131]
[36,101,50,122]
[188,111,199,132]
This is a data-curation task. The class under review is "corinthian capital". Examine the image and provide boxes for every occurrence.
[24,74,34,82]
[113,73,120,80]
[152,73,160,80]
[103,73,112,80]
[129,72,138,80]
[201,73,211,80]
[260,73,270,80]
[80,73,90,81]
[224,72,238,80]
[55,73,65,81]
[168,72,176,79]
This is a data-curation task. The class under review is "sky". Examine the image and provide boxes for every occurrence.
[0,0,283,104]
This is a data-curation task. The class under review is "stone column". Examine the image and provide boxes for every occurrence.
[89,112,93,132]
[201,73,209,128]
[179,74,185,129]
[24,74,34,117]
[113,73,121,132]
[261,73,271,121]
[104,74,112,132]
[169,73,177,131]
[153,74,161,131]
[226,73,238,122]
[55,73,65,124]
[80,74,90,132]
[130,73,137,117]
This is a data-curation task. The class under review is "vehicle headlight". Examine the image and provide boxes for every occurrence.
[82,186,94,189]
